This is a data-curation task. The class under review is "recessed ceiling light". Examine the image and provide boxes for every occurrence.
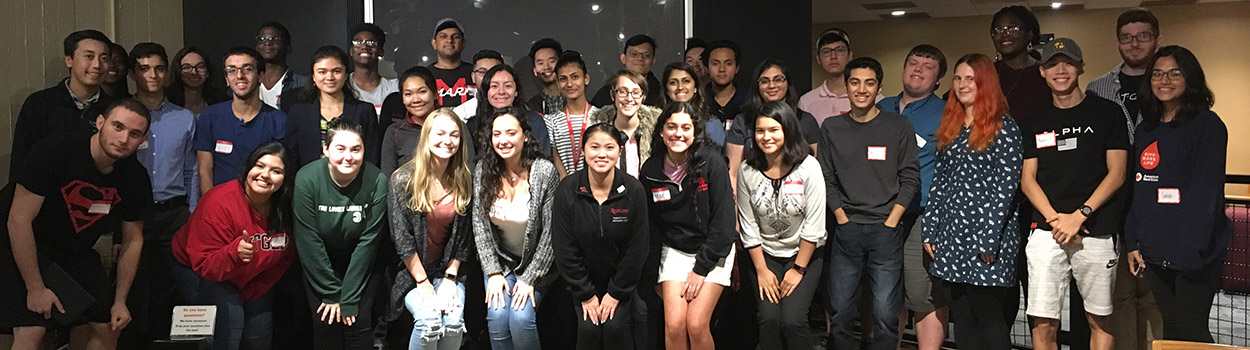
[590,4,602,13]
[891,10,906,16]
[1051,2,1062,9]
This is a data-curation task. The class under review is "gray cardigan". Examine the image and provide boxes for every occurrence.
[385,165,473,320]
[472,157,559,287]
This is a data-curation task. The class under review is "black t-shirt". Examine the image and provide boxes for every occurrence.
[1022,96,1129,236]
[3,132,152,262]
[1118,72,1144,122]
[428,61,475,108]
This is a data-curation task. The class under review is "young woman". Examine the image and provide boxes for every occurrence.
[641,102,735,350]
[382,66,439,175]
[736,101,826,350]
[589,70,661,178]
[293,118,390,350]
[990,5,1050,123]
[467,65,551,158]
[285,45,382,169]
[922,53,1023,350]
[171,142,295,350]
[472,108,559,350]
[102,42,131,98]
[552,123,650,350]
[724,59,821,192]
[1125,46,1229,343]
[661,62,723,148]
[543,51,599,178]
[387,108,474,350]
[168,46,229,115]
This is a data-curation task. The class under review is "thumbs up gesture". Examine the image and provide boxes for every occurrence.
[238,230,257,263]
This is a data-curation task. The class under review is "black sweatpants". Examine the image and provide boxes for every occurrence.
[1146,259,1223,343]
[574,295,634,350]
[947,282,1019,350]
[305,272,382,350]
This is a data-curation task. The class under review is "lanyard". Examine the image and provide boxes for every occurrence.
[564,103,591,170]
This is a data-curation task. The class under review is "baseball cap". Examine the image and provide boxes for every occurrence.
[1040,37,1083,63]
[434,18,463,37]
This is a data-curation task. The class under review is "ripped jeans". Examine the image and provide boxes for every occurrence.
[404,278,466,350]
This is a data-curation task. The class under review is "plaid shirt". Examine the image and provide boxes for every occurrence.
[1086,63,1144,144]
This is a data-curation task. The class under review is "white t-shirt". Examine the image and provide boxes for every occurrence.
[452,98,478,122]
[489,191,531,257]
[259,71,287,109]
[349,73,399,114]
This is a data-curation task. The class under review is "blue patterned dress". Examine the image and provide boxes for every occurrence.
[922,115,1022,287]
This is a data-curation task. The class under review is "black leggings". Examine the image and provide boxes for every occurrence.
[1146,260,1223,343]
[305,272,381,350]
[947,282,1019,350]
[574,295,634,350]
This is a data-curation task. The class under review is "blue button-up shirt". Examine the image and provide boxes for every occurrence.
[878,92,945,210]
[194,101,287,187]
[136,99,200,211]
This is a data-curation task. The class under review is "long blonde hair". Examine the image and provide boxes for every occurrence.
[401,108,473,214]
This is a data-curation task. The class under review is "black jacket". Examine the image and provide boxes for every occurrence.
[9,79,113,181]
[552,169,650,302]
[639,147,735,276]
[282,98,383,169]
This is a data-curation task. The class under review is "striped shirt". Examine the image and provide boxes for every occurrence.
[544,106,598,175]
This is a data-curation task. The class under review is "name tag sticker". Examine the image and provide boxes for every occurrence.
[867,146,887,161]
[215,141,234,154]
[1036,132,1057,149]
[915,134,927,148]
[87,203,111,214]
[138,141,150,150]
[782,180,804,196]
[1158,188,1180,204]
[1057,137,1078,152]
[651,188,671,202]
[269,235,287,249]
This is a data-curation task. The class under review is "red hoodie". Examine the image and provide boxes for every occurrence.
[173,181,294,301]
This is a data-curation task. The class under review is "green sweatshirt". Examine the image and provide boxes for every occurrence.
[293,158,389,316]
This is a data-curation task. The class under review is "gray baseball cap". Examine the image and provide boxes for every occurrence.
[1040,37,1082,63]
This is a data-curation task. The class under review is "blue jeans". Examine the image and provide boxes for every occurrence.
[172,262,274,350]
[405,278,466,350]
[827,222,904,350]
[483,273,545,350]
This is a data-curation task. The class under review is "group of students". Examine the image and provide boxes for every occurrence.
[0,4,1234,350]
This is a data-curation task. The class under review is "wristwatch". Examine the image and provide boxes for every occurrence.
[792,263,808,275]
[1078,205,1093,217]
[444,272,459,283]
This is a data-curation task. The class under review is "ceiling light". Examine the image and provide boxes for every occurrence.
[891,10,906,16]
[1051,2,1062,9]
[590,4,602,13]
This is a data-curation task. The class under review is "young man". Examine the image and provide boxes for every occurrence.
[875,44,948,350]
[590,34,662,107]
[10,30,116,182]
[428,18,474,108]
[702,40,748,130]
[527,38,566,115]
[1,99,153,350]
[255,21,309,109]
[195,46,288,193]
[684,38,709,84]
[817,57,919,350]
[115,43,199,348]
[449,49,505,121]
[1086,10,1163,350]
[1021,38,1128,350]
[348,23,398,115]
[543,51,597,178]
[802,29,863,125]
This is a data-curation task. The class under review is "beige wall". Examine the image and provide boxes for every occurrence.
[813,2,1250,178]
[0,0,183,184]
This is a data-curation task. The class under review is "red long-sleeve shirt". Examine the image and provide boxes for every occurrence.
[172,181,293,300]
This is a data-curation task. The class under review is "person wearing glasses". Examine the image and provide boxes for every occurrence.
[990,6,1049,122]
[428,18,474,108]
[801,29,870,124]
[725,59,821,193]
[254,21,309,109]
[591,35,662,107]
[195,47,288,193]
[1085,9,1164,350]
[590,71,661,178]
[168,46,229,116]
[1126,46,1229,344]
[348,23,398,115]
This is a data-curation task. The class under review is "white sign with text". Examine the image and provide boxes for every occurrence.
[170,305,217,338]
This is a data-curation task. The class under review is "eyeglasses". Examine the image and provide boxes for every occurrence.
[256,36,283,44]
[225,65,257,76]
[758,75,788,85]
[180,64,208,73]
[626,50,654,61]
[1150,69,1183,81]
[818,47,849,58]
[613,88,645,99]
[472,68,489,76]
[1118,32,1156,44]
[351,40,379,48]
[991,25,1022,37]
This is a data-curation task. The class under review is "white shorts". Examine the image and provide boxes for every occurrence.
[658,244,735,287]
[1025,229,1118,319]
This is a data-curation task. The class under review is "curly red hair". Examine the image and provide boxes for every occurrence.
[936,54,1008,152]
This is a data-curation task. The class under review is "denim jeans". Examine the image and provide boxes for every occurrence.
[826,222,904,350]
[172,262,274,350]
[405,278,466,350]
[483,273,545,350]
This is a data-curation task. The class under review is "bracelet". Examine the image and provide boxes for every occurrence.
[414,275,429,284]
